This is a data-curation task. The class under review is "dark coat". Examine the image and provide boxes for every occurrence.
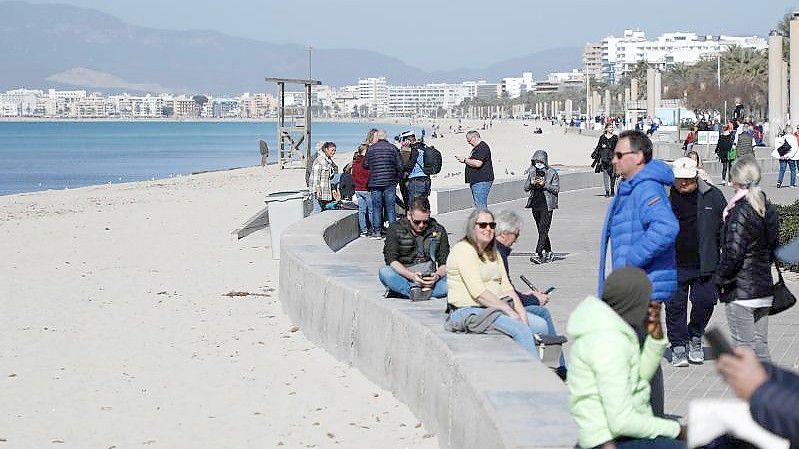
[363,139,403,188]
[383,217,449,267]
[669,179,727,277]
[713,195,779,302]
[715,133,734,161]
[592,134,618,173]
[750,363,799,448]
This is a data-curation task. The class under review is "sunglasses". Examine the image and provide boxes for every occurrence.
[475,221,496,229]
[412,219,429,225]
[613,151,636,159]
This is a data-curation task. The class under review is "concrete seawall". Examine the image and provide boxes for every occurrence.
[277,155,778,449]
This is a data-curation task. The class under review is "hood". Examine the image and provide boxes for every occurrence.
[567,296,637,340]
[531,150,549,166]
[618,159,674,196]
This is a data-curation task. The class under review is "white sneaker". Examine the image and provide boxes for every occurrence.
[671,346,689,367]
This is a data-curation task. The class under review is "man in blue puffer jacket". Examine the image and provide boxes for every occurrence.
[598,130,680,418]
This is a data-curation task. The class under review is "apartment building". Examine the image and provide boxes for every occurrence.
[583,42,603,80]
[592,29,768,83]
[500,72,534,99]
[358,77,389,116]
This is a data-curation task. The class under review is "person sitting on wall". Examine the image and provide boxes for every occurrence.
[379,198,449,301]
[444,209,546,358]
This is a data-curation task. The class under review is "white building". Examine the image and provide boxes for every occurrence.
[387,83,471,117]
[500,72,535,99]
[461,81,499,101]
[595,29,768,83]
[0,88,43,116]
[358,77,389,116]
[212,98,240,118]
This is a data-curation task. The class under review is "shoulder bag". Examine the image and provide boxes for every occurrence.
[770,262,797,316]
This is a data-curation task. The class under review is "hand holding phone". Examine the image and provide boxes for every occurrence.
[705,327,734,357]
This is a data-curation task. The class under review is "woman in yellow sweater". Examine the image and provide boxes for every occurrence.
[446,209,541,355]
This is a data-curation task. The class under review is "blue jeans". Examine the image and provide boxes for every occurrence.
[355,190,371,233]
[588,437,685,449]
[370,184,397,234]
[407,176,431,206]
[378,265,447,298]
[778,159,797,186]
[448,306,539,356]
[311,193,322,214]
[470,180,493,209]
[665,267,717,348]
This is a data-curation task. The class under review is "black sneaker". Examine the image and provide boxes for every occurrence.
[530,254,542,265]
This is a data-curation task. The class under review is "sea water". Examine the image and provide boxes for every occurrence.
[0,121,411,195]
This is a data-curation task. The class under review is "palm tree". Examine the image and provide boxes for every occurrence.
[778,12,790,60]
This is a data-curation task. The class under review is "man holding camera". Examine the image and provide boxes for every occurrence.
[379,198,449,301]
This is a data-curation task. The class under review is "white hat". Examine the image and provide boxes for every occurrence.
[672,157,698,179]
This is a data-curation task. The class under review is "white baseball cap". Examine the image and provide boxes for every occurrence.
[672,157,698,179]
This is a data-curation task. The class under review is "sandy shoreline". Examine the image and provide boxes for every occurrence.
[1,121,598,448]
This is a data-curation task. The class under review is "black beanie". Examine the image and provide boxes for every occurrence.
[602,267,652,332]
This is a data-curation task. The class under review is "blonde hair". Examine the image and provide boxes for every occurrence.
[731,158,766,217]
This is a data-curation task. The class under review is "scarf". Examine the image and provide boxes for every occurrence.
[723,188,748,221]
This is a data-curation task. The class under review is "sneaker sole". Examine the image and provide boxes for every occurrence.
[672,360,689,367]
[688,356,704,364]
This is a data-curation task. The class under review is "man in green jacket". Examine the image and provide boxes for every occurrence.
[568,267,684,449]
[379,198,449,301]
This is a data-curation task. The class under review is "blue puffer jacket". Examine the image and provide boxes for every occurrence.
[363,139,403,189]
[598,160,679,301]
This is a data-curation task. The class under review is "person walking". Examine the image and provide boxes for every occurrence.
[524,150,560,264]
[715,124,734,185]
[598,130,679,417]
[457,130,494,209]
[665,157,726,367]
[774,125,799,188]
[308,141,338,213]
[713,158,779,363]
[351,143,372,237]
[734,123,756,160]
[364,130,403,239]
[592,123,618,197]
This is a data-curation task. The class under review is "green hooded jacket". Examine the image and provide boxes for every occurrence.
[567,296,680,448]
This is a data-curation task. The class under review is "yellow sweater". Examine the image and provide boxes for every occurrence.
[446,241,513,308]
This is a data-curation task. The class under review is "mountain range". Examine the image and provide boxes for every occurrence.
[0,1,582,94]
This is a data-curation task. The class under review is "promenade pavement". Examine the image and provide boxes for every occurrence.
[338,179,799,422]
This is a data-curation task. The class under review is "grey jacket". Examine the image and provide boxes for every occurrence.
[524,149,560,210]
[445,307,505,334]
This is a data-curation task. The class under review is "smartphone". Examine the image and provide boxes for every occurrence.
[421,272,432,279]
[544,287,556,295]
[519,275,537,292]
[705,327,734,357]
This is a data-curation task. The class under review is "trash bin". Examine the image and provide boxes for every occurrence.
[265,190,308,260]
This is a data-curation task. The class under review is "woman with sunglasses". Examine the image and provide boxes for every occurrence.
[445,209,542,356]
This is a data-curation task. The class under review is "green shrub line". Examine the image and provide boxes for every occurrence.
[777,200,799,272]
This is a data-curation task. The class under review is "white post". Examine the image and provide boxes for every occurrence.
[769,30,784,140]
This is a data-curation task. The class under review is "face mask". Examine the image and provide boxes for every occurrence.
[534,162,545,169]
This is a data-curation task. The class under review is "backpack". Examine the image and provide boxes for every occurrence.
[423,145,443,175]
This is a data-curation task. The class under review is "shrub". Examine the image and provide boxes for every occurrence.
[777,200,799,271]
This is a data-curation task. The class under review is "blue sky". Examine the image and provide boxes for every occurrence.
[20,0,798,70]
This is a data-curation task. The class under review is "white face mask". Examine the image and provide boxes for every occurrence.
[534,162,545,170]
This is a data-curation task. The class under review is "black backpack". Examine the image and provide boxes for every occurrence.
[423,145,443,175]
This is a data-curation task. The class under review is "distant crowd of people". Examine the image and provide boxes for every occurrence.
[303,123,799,448]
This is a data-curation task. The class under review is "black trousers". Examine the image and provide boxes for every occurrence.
[532,209,553,255]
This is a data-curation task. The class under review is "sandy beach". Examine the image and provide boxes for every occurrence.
[1,120,597,448]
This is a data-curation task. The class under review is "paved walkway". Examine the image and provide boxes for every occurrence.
[339,179,799,421]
